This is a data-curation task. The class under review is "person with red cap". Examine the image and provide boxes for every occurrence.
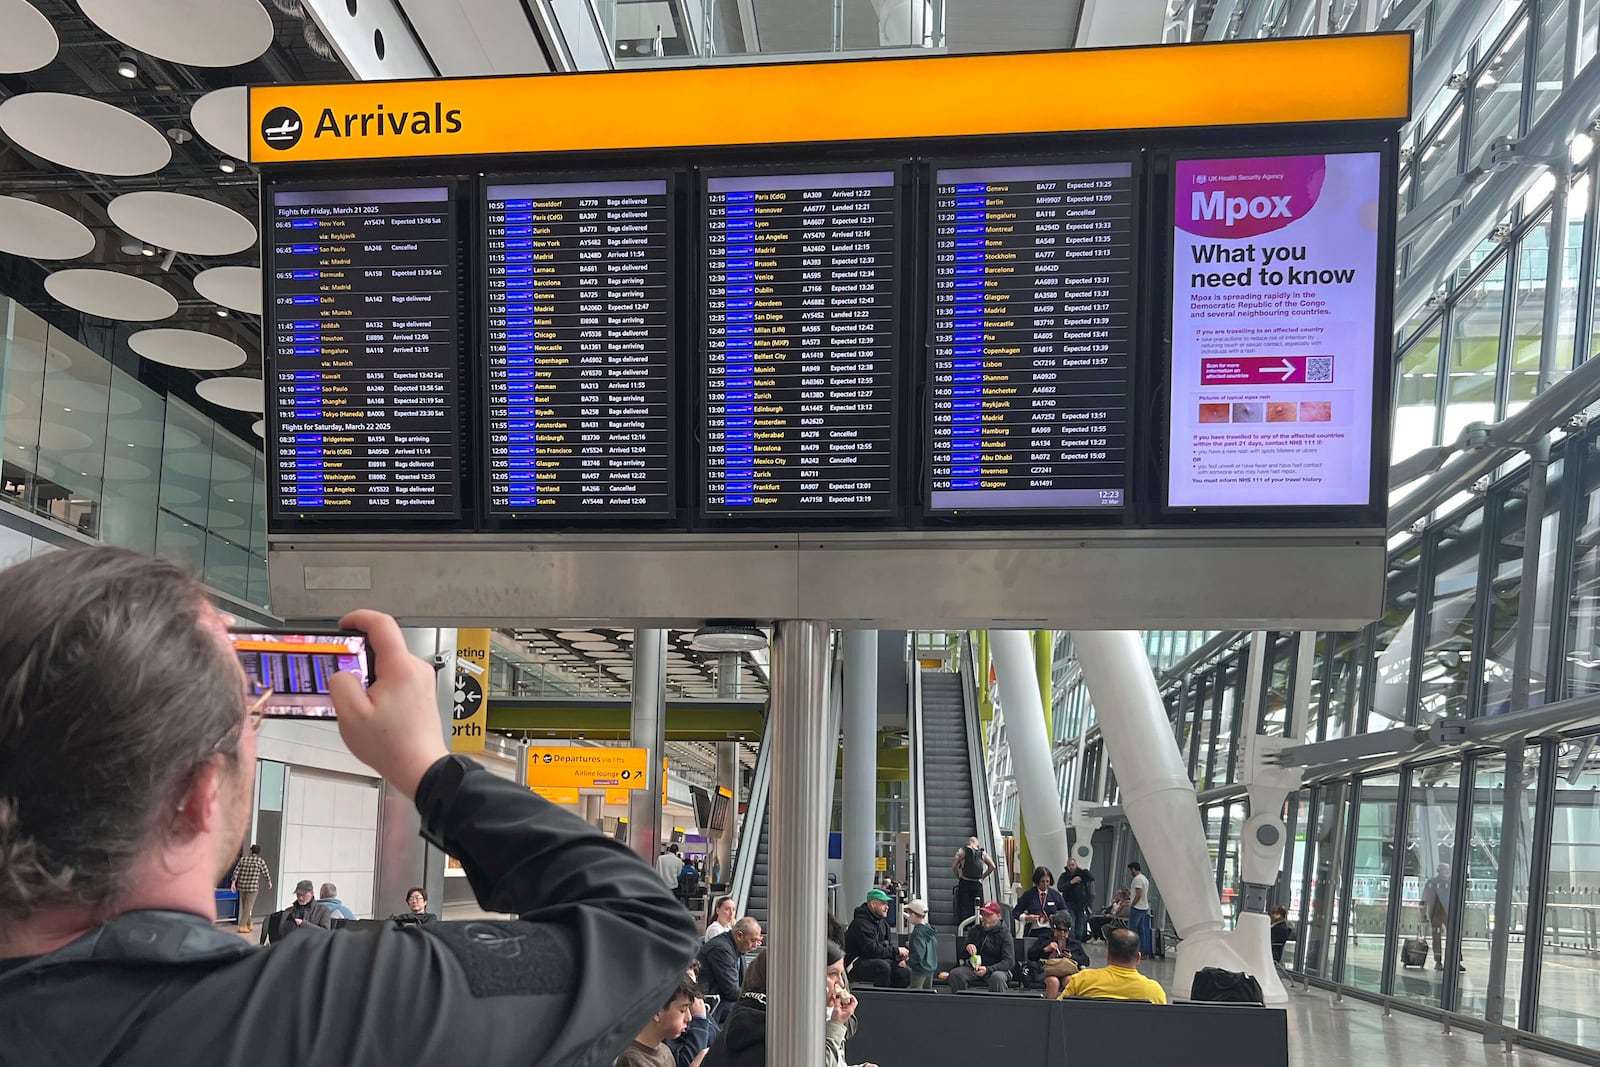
[946,901,1014,992]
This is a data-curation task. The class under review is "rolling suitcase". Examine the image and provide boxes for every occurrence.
[1400,937,1428,968]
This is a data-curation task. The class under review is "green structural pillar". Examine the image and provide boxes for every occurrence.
[1015,630,1055,887]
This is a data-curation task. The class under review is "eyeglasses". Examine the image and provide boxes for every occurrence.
[245,682,273,733]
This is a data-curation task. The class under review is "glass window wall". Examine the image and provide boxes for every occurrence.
[1343,773,1401,994]
[1536,735,1600,1046]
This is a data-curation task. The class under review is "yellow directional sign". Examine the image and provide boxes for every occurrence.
[532,787,580,805]
[450,629,489,753]
[604,788,630,805]
[874,857,888,872]
[525,746,649,789]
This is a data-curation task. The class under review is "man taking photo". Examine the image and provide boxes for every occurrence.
[0,548,700,1065]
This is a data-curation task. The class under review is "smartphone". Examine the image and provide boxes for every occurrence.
[229,629,373,720]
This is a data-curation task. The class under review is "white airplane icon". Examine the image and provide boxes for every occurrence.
[265,119,300,139]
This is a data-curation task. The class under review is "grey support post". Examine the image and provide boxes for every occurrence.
[375,627,457,918]
[843,629,879,909]
[767,621,831,1067]
[629,628,668,862]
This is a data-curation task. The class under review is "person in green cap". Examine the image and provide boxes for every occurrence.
[843,888,910,988]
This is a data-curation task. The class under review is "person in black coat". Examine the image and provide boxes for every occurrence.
[843,889,909,988]
[696,916,762,1022]
[1016,866,1067,932]
[1059,858,1096,942]
[947,901,1015,992]
[1029,912,1092,999]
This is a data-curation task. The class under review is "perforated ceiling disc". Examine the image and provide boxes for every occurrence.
[129,328,247,371]
[189,86,248,161]
[193,265,261,314]
[195,375,263,412]
[0,0,59,74]
[109,191,256,256]
[78,0,274,68]
[0,93,171,176]
[0,196,94,259]
[45,269,177,321]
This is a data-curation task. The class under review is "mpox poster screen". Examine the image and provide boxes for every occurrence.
[1167,152,1381,509]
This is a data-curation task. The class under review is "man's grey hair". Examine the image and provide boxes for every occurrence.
[320,883,338,899]
[733,916,761,939]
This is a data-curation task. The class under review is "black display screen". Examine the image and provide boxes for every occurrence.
[928,162,1134,512]
[702,170,899,517]
[266,184,459,521]
[482,177,674,517]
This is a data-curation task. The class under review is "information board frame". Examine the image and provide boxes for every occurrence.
[261,173,474,533]
[692,160,912,527]
[474,169,683,527]
[1151,139,1398,529]
[920,152,1143,523]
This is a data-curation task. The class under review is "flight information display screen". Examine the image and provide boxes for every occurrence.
[482,177,674,517]
[266,184,459,521]
[927,161,1134,512]
[702,170,899,517]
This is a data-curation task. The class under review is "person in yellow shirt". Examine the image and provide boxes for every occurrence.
[1058,928,1168,1004]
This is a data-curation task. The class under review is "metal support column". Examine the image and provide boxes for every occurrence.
[628,628,668,862]
[767,620,831,1067]
[843,629,879,909]
[376,627,457,917]
[715,742,738,885]
[991,629,1070,875]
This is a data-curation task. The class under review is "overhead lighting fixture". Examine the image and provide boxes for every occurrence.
[688,624,768,653]
[120,238,142,256]
[117,54,138,79]
[218,157,237,174]
[216,308,230,317]
[140,243,156,257]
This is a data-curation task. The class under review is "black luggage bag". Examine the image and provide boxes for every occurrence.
[1189,966,1264,1004]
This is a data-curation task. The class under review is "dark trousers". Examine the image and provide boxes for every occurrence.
[1065,901,1088,942]
[955,880,982,924]
[1130,908,1153,955]
[946,965,1008,992]
[848,958,910,988]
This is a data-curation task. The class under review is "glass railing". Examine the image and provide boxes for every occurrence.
[0,296,267,607]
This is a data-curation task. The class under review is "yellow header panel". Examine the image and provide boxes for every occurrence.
[249,34,1410,164]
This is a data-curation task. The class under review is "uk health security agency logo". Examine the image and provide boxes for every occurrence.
[261,106,303,150]
[1177,155,1326,240]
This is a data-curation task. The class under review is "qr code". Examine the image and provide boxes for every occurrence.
[1305,357,1333,383]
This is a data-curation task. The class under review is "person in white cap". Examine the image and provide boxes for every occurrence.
[904,899,938,990]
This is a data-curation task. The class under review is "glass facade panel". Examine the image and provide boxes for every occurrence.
[1444,257,1508,446]
[1469,18,1529,163]
[1,305,48,511]
[1394,764,1462,1007]
[1418,515,1485,723]
[1567,437,1600,699]
[1303,783,1350,979]
[1343,774,1401,994]
[1394,322,1444,473]
[99,367,163,554]
[1536,736,1600,1046]
[1456,748,1537,1019]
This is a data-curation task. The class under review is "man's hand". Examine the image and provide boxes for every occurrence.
[691,997,708,1020]
[829,990,857,1024]
[898,947,909,960]
[331,610,450,800]
[965,943,977,956]
[975,965,988,977]
[294,918,303,926]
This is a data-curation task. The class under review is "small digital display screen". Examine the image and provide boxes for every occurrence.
[1166,151,1382,509]
[701,170,899,518]
[231,631,371,719]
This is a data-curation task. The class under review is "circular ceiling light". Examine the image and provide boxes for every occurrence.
[128,328,247,371]
[193,264,261,315]
[687,625,768,653]
[45,269,177,321]
[195,375,263,412]
[78,0,274,68]
[0,0,60,74]
[0,196,94,259]
[0,93,170,176]
[189,85,249,162]
[108,191,256,256]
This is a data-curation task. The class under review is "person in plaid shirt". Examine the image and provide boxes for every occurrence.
[231,845,272,933]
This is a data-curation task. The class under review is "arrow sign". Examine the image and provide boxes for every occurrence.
[1274,358,1297,381]
[1199,355,1323,386]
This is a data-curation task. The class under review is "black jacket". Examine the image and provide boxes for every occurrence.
[1059,866,1096,907]
[966,922,1016,973]
[844,902,896,965]
[696,931,745,1020]
[668,1014,718,1067]
[1028,930,1091,970]
[0,754,700,1067]
[701,995,766,1067]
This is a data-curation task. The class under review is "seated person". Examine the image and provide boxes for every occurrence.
[1270,905,1294,964]
[844,889,909,988]
[390,886,439,925]
[946,900,1014,992]
[1015,866,1066,932]
[698,916,762,1022]
[1086,888,1131,942]
[667,981,719,1067]
[616,978,696,1067]
[1058,928,1167,1004]
[317,882,356,921]
[1029,912,1091,999]
[260,880,333,944]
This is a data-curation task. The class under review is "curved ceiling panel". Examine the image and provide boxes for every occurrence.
[0,196,94,260]
[0,0,59,74]
[44,269,178,321]
[189,85,249,161]
[78,0,274,68]
[129,328,248,371]
[195,375,264,412]
[193,264,262,314]
[108,191,257,256]
[0,93,170,176]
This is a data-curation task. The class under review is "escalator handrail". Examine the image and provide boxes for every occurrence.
[909,638,929,911]
[729,699,776,916]
[959,631,1006,907]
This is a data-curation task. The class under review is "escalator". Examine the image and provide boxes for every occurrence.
[743,810,772,926]
[912,641,1000,932]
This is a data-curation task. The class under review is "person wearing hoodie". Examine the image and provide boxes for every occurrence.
[700,945,877,1067]
[843,888,909,988]
[904,898,939,989]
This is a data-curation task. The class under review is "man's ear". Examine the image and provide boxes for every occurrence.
[175,757,226,834]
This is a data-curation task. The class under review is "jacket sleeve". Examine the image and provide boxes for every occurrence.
[1026,933,1051,962]
[995,931,1016,973]
[845,916,893,961]
[702,939,741,1000]
[222,755,701,1067]
[669,1015,718,1067]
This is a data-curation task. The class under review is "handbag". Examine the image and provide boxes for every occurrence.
[1041,956,1079,979]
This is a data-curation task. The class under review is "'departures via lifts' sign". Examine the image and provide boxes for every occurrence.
[524,746,650,790]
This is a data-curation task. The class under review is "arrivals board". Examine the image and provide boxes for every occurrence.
[701,170,900,517]
[928,161,1134,512]
[265,184,460,521]
[482,177,674,518]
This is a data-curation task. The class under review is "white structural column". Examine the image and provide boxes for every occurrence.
[376,628,457,915]
[989,629,1070,875]
[842,630,879,908]
[767,621,832,1067]
[1071,630,1255,1000]
[628,629,668,862]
